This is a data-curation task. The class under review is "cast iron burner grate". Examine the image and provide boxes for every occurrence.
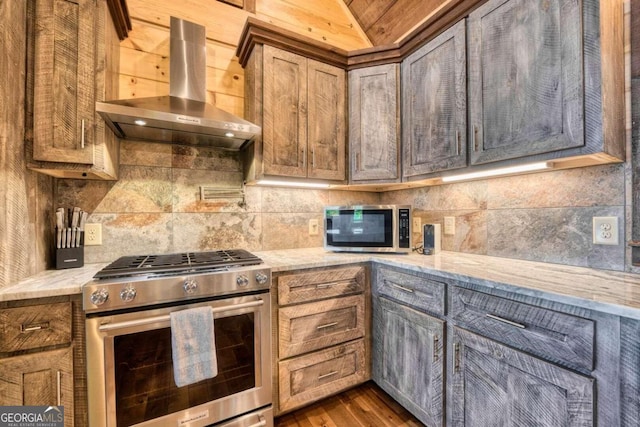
[94,249,262,279]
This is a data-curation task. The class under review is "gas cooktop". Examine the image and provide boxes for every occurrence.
[94,249,262,279]
[84,249,270,313]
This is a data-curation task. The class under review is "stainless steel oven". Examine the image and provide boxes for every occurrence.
[83,250,273,427]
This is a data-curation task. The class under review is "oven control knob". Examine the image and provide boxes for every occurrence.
[236,275,249,287]
[255,272,269,285]
[120,285,137,303]
[183,279,198,294]
[90,288,109,306]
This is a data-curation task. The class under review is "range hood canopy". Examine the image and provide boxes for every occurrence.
[97,17,260,150]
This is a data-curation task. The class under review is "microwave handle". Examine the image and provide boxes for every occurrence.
[98,298,264,332]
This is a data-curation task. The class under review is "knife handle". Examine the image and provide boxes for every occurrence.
[56,228,62,249]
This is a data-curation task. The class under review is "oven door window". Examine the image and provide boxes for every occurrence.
[113,313,255,427]
[326,209,393,247]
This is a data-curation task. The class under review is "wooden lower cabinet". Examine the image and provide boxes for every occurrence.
[0,347,74,427]
[373,295,444,427]
[274,265,369,414]
[450,327,594,427]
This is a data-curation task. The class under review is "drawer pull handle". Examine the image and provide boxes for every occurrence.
[454,343,461,374]
[316,283,334,289]
[433,335,440,362]
[21,322,49,332]
[389,282,414,293]
[318,371,338,380]
[81,119,85,149]
[247,415,267,427]
[317,322,338,330]
[56,371,62,406]
[486,314,526,329]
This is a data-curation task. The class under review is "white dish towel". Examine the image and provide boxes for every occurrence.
[170,306,218,387]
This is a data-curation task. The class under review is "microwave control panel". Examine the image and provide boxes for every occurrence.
[399,208,411,248]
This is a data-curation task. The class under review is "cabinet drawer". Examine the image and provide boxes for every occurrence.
[279,339,367,413]
[0,302,72,353]
[451,287,594,371]
[278,266,365,305]
[375,268,445,316]
[279,295,365,359]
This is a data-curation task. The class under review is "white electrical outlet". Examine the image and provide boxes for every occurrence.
[85,223,103,246]
[592,217,618,245]
[308,219,319,236]
[444,216,456,235]
[413,217,421,231]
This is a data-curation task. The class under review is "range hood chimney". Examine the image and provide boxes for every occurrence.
[96,17,260,150]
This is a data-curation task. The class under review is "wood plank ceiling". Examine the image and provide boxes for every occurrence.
[343,0,448,45]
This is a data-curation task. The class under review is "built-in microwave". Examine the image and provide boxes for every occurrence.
[324,205,412,253]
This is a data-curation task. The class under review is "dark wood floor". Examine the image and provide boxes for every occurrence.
[275,382,424,427]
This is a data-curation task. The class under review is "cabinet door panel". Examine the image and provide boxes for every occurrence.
[0,347,74,427]
[373,296,444,426]
[307,60,346,180]
[450,327,594,427]
[33,0,96,164]
[468,0,584,164]
[402,20,466,177]
[349,64,400,182]
[263,45,307,177]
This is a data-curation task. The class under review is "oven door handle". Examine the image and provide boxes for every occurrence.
[98,298,265,332]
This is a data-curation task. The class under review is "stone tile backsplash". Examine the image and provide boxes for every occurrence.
[54,141,627,270]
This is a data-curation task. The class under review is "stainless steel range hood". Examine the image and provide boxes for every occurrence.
[96,17,260,150]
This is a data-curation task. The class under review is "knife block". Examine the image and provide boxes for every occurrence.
[55,246,84,269]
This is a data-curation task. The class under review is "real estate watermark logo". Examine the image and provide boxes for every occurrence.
[0,406,64,427]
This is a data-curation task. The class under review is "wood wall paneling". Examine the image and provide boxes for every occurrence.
[0,0,52,287]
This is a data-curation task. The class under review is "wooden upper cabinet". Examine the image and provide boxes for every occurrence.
[402,20,466,178]
[468,0,584,165]
[28,0,121,179]
[307,60,346,181]
[263,46,308,178]
[349,64,400,183]
[261,45,346,181]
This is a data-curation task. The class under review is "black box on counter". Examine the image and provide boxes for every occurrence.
[55,246,84,269]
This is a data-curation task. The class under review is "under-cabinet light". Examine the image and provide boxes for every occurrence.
[134,119,147,126]
[441,162,552,183]
[224,132,235,138]
[256,180,331,189]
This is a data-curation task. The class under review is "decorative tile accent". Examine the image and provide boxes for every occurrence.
[413,210,487,254]
[487,165,625,209]
[385,181,488,210]
[172,213,262,252]
[261,213,324,250]
[260,188,380,213]
[83,213,173,263]
[120,140,172,167]
[92,165,173,213]
[487,207,625,270]
[172,145,242,171]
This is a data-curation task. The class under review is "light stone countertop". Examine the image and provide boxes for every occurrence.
[3,248,640,319]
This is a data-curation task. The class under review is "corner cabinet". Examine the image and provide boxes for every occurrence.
[467,0,624,165]
[450,327,594,426]
[26,0,122,180]
[242,42,347,183]
[372,267,446,426]
[349,64,400,183]
[402,19,467,179]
